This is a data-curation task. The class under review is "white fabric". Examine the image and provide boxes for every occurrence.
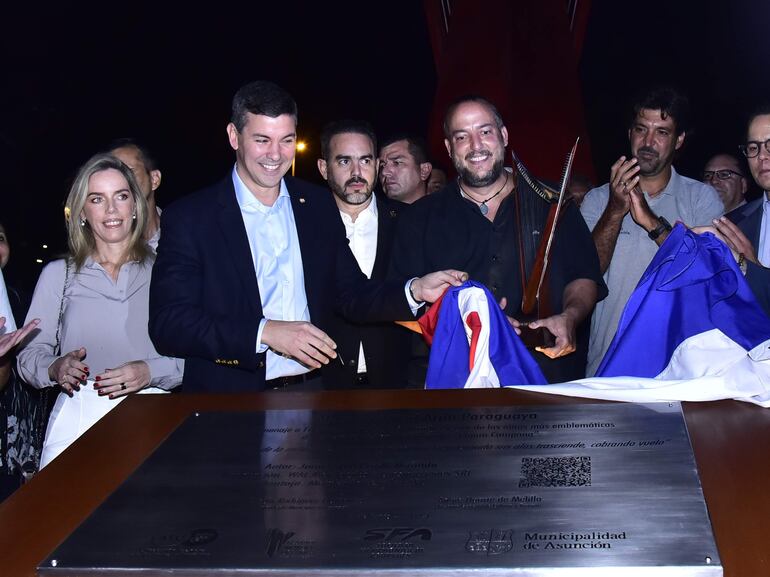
[40,380,167,468]
[0,268,15,334]
[340,198,378,374]
[758,194,770,267]
[147,206,162,253]
[405,278,425,314]
[511,330,770,408]
[457,287,500,388]
[340,198,378,279]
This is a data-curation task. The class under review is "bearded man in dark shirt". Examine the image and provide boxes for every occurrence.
[390,95,607,382]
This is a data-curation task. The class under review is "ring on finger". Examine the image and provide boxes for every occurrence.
[120,383,127,391]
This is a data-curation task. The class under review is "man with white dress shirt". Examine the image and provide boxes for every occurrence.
[316,120,411,388]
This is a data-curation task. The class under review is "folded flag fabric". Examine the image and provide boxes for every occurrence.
[419,281,547,389]
[511,224,770,407]
[597,223,770,377]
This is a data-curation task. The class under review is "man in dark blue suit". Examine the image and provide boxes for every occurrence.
[149,81,465,392]
[711,105,770,317]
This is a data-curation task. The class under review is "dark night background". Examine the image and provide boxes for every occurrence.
[1,0,768,292]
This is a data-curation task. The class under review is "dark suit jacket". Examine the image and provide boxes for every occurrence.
[323,195,412,389]
[727,197,770,317]
[149,176,411,392]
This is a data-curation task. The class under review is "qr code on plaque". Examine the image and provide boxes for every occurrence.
[519,456,591,488]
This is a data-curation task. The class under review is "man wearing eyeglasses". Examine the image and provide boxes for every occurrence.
[709,106,770,316]
[580,87,724,376]
[702,153,748,213]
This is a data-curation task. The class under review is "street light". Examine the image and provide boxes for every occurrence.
[292,140,307,176]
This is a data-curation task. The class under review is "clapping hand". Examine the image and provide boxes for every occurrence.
[608,156,640,214]
[0,317,40,357]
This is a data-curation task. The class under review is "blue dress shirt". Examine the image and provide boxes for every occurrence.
[232,166,311,379]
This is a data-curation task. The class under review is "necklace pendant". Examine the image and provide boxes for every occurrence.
[479,202,489,216]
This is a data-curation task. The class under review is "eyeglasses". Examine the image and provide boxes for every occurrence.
[739,139,770,158]
[702,169,744,181]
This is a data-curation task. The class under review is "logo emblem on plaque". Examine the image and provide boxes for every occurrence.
[361,527,431,559]
[364,527,432,542]
[265,528,316,559]
[142,528,218,557]
[266,529,295,557]
[466,529,514,555]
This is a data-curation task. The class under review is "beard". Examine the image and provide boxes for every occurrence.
[455,151,505,187]
[331,176,373,205]
[635,145,669,177]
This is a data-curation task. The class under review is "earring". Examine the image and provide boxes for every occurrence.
[79,218,86,227]
[132,213,136,220]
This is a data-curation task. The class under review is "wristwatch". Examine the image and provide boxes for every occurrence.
[648,216,673,241]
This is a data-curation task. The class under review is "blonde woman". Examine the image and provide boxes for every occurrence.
[17,154,182,468]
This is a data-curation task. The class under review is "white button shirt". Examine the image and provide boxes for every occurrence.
[339,197,379,373]
[0,269,16,334]
[759,194,770,267]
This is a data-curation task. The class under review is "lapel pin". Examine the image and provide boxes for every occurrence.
[299,197,306,204]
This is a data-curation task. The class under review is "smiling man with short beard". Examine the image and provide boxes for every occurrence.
[579,87,724,376]
[389,95,607,383]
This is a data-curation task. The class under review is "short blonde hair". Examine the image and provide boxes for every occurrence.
[64,154,150,269]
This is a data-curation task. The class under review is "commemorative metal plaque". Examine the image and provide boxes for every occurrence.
[40,403,721,576]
